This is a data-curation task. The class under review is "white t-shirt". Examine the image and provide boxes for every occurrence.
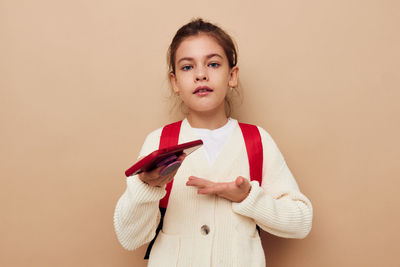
[192,118,237,166]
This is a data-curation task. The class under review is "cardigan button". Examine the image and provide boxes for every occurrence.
[200,225,210,235]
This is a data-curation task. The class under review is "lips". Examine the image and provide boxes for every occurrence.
[193,86,213,94]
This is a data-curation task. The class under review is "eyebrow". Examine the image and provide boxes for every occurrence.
[177,53,223,64]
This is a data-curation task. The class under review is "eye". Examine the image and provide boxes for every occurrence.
[181,65,193,71]
[208,62,220,68]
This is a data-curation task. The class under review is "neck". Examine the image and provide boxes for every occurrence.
[187,108,228,130]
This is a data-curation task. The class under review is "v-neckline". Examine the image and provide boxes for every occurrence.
[180,118,242,179]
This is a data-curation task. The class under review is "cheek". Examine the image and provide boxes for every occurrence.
[176,74,192,87]
[214,76,230,92]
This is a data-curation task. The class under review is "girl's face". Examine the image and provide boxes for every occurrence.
[170,34,238,116]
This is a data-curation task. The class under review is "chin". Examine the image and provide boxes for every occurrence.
[189,104,224,114]
[186,99,225,113]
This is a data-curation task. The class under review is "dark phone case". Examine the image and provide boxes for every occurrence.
[124,139,203,177]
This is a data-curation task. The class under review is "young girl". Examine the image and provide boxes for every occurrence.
[114,18,313,267]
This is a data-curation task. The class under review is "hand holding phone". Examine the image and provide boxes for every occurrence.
[138,153,186,187]
[125,139,203,187]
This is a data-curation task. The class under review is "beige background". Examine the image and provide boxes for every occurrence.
[1,0,399,266]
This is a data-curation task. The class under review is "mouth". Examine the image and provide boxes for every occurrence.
[193,86,213,94]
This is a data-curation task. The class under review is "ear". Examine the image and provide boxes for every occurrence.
[228,66,239,88]
[170,72,180,94]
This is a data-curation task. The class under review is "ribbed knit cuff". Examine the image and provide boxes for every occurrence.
[126,175,167,203]
[232,180,268,217]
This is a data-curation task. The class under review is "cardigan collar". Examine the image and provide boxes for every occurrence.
[179,118,245,180]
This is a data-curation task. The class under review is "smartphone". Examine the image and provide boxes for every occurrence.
[125,139,203,177]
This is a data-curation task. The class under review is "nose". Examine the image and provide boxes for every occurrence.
[196,76,207,81]
[195,67,208,82]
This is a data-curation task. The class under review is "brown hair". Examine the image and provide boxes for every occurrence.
[167,18,241,116]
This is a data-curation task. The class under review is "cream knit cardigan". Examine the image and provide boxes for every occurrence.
[114,119,313,267]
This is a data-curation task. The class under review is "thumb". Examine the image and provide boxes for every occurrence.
[235,176,245,187]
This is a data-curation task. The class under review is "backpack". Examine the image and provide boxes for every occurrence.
[144,120,263,259]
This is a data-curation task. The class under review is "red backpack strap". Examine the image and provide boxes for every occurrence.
[159,121,182,149]
[144,120,182,259]
[159,120,182,208]
[238,123,263,185]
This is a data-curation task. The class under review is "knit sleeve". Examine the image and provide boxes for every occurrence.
[113,128,167,250]
[232,127,313,239]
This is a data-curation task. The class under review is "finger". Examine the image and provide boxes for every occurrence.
[147,173,173,187]
[177,153,186,161]
[159,174,174,185]
[186,177,213,188]
[147,165,165,179]
[186,181,208,189]
[198,183,229,195]
[235,176,249,188]
[154,167,178,185]
[140,165,170,186]
[187,176,210,182]
[235,176,243,187]
[186,176,199,184]
[138,166,162,183]
[235,176,251,196]
[235,176,250,188]
[198,186,217,194]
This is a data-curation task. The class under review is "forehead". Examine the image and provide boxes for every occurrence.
[175,34,226,61]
